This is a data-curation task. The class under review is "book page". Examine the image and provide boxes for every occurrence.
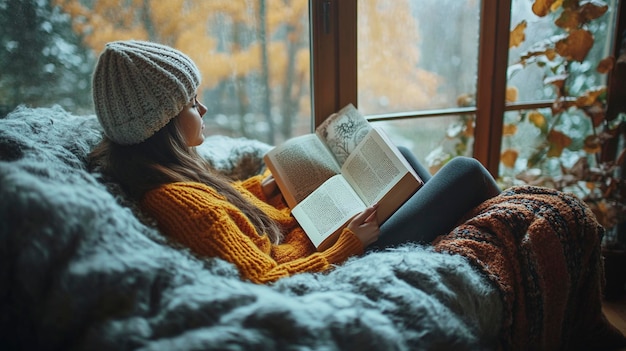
[315,104,372,166]
[341,128,403,204]
[291,175,366,250]
[341,127,423,222]
[263,134,341,208]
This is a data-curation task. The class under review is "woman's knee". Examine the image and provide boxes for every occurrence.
[446,156,500,196]
[443,156,485,176]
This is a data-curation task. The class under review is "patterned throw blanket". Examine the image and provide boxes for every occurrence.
[434,185,626,350]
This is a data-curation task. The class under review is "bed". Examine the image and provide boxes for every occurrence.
[1,105,624,350]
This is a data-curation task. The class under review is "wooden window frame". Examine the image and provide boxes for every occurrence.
[310,0,625,178]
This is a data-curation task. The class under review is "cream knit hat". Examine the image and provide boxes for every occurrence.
[92,40,201,145]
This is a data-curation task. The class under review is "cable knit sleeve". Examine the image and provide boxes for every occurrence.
[141,182,363,284]
[236,174,267,201]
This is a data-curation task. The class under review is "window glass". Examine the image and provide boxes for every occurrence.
[357,0,481,115]
[372,115,475,175]
[498,107,594,181]
[502,0,620,186]
[507,0,617,103]
[1,0,311,145]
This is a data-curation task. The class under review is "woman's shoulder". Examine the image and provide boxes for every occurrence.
[144,182,225,201]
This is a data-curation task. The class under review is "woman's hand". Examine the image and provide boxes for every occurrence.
[261,174,279,198]
[347,204,380,247]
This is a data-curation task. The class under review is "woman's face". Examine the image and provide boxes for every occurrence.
[176,94,207,147]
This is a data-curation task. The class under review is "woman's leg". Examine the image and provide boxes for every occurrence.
[371,149,500,249]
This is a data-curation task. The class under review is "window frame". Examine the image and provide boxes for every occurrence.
[310,0,625,177]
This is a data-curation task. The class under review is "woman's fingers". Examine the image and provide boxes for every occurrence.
[261,175,278,197]
[352,203,379,224]
[348,204,380,247]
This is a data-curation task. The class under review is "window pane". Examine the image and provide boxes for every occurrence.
[498,107,593,181]
[372,115,475,174]
[502,1,620,187]
[357,0,481,115]
[1,0,310,145]
[507,0,618,103]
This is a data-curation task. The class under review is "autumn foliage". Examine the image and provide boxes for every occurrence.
[503,0,625,232]
[54,0,311,143]
[53,0,441,144]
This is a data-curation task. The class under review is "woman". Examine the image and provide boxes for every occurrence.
[89,40,500,284]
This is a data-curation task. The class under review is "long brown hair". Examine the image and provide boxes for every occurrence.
[89,118,283,244]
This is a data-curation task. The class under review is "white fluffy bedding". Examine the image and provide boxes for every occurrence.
[0,106,504,350]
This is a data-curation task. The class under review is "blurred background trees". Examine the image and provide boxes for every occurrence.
[1,0,442,145]
[0,0,92,116]
[52,0,312,144]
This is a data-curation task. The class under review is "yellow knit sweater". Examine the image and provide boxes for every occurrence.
[141,174,364,284]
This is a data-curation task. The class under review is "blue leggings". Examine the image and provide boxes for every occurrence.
[370,148,501,249]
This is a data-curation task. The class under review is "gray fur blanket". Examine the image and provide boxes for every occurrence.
[0,106,615,351]
[0,106,502,351]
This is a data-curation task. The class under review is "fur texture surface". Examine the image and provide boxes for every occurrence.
[0,106,502,351]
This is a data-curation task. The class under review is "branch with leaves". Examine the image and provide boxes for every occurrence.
[502,0,626,243]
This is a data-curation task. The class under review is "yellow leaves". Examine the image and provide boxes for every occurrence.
[510,21,527,48]
[545,48,558,60]
[555,29,594,62]
[551,0,564,11]
[501,149,519,168]
[54,0,88,18]
[532,0,558,17]
[502,124,518,136]
[528,110,547,129]
[528,0,605,64]
[222,44,262,77]
[56,0,313,101]
[506,86,519,103]
[296,49,311,77]
[547,129,572,157]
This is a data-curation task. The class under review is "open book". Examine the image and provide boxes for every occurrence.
[263,104,424,251]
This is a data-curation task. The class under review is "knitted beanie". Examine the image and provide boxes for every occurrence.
[92,40,201,145]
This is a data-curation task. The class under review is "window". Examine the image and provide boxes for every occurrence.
[356,0,481,171]
[1,0,311,146]
[2,0,623,180]
[312,0,624,178]
[501,0,620,180]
